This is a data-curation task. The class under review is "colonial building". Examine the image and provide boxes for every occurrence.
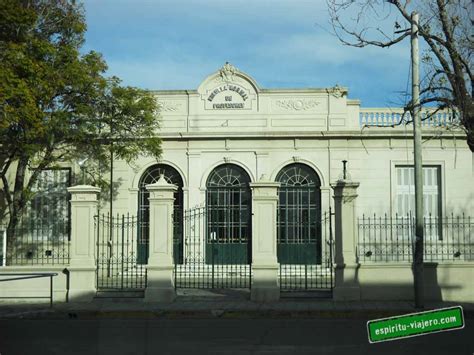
[113,62,472,219]
[1,63,472,303]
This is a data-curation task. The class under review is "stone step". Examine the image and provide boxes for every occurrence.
[95,290,144,298]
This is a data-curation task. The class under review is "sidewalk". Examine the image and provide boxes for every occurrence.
[1,289,473,320]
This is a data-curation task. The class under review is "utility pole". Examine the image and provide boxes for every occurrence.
[110,117,115,263]
[411,12,424,309]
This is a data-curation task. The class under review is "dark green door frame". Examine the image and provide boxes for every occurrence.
[206,164,252,265]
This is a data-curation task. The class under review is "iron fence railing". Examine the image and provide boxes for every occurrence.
[1,218,70,266]
[0,272,58,307]
[95,213,147,290]
[278,210,335,292]
[0,228,5,266]
[175,206,252,289]
[358,213,473,262]
[2,168,71,266]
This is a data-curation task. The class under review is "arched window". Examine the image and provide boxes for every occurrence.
[276,163,322,263]
[206,164,251,264]
[138,164,184,264]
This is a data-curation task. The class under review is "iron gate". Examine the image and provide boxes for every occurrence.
[96,213,147,290]
[278,208,334,292]
[174,206,251,288]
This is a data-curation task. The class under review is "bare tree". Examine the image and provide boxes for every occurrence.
[327,0,473,151]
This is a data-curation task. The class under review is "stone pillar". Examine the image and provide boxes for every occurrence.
[250,176,280,302]
[330,180,361,301]
[144,175,177,303]
[67,185,101,302]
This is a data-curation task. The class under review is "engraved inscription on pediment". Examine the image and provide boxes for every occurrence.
[204,83,254,110]
[200,62,258,111]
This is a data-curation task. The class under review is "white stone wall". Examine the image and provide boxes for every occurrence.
[357,262,474,302]
[0,266,68,302]
[109,136,473,219]
[103,64,473,217]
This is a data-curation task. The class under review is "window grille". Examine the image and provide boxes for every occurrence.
[276,163,321,245]
[206,164,251,246]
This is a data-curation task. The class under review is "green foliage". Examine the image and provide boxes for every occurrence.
[0,1,161,232]
[81,77,162,165]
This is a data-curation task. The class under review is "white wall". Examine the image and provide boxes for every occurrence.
[110,136,473,219]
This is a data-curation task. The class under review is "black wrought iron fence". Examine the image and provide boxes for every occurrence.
[0,228,5,266]
[2,168,71,266]
[358,213,473,262]
[278,210,334,292]
[174,206,251,289]
[95,213,146,290]
[2,217,69,265]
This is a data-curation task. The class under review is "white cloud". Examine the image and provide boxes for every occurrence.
[252,32,410,67]
[82,0,415,105]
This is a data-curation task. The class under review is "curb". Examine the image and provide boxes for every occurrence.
[2,307,473,320]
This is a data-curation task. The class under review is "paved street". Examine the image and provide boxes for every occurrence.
[1,316,472,355]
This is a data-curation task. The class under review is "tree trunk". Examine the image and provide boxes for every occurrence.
[467,127,474,152]
[464,102,474,152]
[5,217,19,266]
[5,156,28,266]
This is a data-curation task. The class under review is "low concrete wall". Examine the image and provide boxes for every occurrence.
[0,266,68,303]
[357,262,474,303]
[1,262,472,304]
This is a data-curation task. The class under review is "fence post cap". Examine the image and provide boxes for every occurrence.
[330,180,360,189]
[67,185,101,193]
[145,175,178,192]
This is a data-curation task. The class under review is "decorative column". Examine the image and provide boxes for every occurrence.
[144,175,177,303]
[330,180,361,301]
[67,185,101,302]
[250,176,280,302]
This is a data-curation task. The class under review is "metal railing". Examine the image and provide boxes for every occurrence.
[95,213,147,291]
[175,206,252,289]
[278,210,335,292]
[357,213,473,262]
[1,218,70,266]
[0,272,58,307]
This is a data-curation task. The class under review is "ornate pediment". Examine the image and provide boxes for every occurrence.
[217,62,238,83]
[198,62,259,112]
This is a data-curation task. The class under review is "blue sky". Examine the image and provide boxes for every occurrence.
[82,0,412,107]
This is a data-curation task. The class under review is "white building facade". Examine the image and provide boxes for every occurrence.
[1,63,473,304]
[112,63,472,219]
